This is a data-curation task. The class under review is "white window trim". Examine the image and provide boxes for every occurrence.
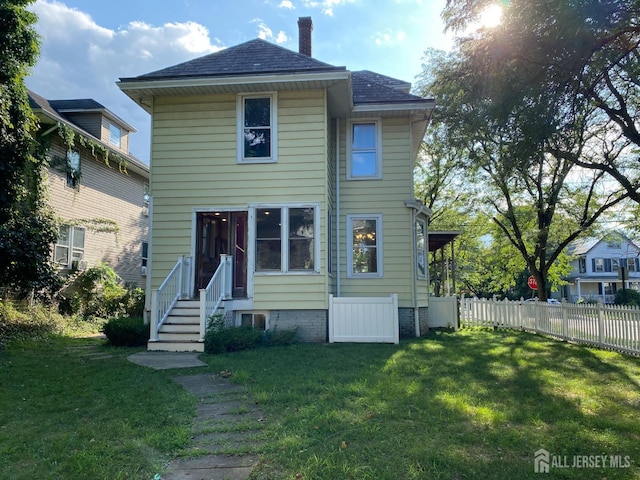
[251,203,320,275]
[54,225,85,268]
[237,92,278,164]
[346,119,382,180]
[347,214,383,278]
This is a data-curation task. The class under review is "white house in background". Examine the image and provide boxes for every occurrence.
[563,232,640,303]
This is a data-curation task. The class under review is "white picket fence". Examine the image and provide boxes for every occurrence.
[460,296,640,356]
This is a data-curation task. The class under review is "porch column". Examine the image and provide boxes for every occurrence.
[576,280,581,301]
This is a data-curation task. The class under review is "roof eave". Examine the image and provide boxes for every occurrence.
[118,70,351,92]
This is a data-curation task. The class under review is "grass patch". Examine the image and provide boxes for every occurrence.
[1,329,639,479]
[0,336,194,480]
[202,329,640,479]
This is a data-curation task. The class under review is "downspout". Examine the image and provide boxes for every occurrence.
[411,208,419,337]
[144,96,154,324]
[144,196,153,324]
[336,117,341,296]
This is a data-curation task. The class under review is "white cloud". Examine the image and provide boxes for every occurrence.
[278,0,295,9]
[374,29,407,46]
[254,20,288,44]
[26,0,225,163]
[301,0,356,16]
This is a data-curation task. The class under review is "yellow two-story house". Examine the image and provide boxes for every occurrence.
[118,17,434,351]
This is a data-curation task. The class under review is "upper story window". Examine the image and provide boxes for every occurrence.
[347,120,382,180]
[347,214,383,277]
[578,257,586,274]
[238,93,277,163]
[109,122,122,148]
[255,205,317,273]
[627,257,639,272]
[54,225,85,269]
[66,150,80,188]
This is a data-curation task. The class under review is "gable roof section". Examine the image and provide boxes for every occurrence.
[130,38,346,80]
[28,90,148,178]
[569,231,640,256]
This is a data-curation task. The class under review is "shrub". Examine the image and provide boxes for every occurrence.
[615,288,640,307]
[204,316,298,354]
[261,327,299,346]
[102,317,149,347]
[0,301,63,349]
[59,264,145,320]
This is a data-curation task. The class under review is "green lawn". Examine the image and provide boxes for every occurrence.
[1,330,639,479]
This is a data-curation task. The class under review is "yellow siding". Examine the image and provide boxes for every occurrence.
[337,117,419,307]
[46,136,148,286]
[150,90,329,307]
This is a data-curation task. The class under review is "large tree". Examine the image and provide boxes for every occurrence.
[417,41,628,300]
[442,0,640,203]
[0,0,59,300]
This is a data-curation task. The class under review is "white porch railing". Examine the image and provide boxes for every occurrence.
[460,296,640,356]
[150,255,193,342]
[199,254,233,341]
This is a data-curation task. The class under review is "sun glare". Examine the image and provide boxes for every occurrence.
[479,4,503,28]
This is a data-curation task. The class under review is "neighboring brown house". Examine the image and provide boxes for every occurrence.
[28,90,150,287]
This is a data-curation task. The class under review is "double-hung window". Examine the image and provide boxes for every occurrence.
[54,225,85,268]
[347,214,383,277]
[347,120,381,179]
[238,93,277,162]
[255,206,317,273]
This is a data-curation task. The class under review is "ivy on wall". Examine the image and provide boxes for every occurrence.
[56,123,129,176]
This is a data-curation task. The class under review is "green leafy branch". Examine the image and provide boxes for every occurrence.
[57,123,129,174]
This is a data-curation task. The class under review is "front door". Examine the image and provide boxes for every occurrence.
[195,211,247,297]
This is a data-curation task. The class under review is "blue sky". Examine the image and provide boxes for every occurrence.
[26,0,455,163]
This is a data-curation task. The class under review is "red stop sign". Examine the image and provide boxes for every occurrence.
[528,275,538,290]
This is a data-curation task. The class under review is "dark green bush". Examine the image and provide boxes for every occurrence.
[102,317,149,347]
[204,315,298,354]
[261,327,299,346]
[0,301,63,349]
[615,288,640,307]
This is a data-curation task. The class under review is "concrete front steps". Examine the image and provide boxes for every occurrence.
[148,299,204,352]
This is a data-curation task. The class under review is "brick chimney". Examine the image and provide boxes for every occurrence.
[298,17,313,57]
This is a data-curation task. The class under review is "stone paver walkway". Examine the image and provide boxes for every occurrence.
[164,373,265,480]
[127,353,266,480]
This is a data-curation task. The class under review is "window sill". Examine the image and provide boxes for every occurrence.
[238,158,278,164]
[255,271,321,276]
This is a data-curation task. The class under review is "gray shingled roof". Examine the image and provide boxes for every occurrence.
[121,38,432,107]
[351,71,429,105]
[48,98,106,111]
[132,38,346,80]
